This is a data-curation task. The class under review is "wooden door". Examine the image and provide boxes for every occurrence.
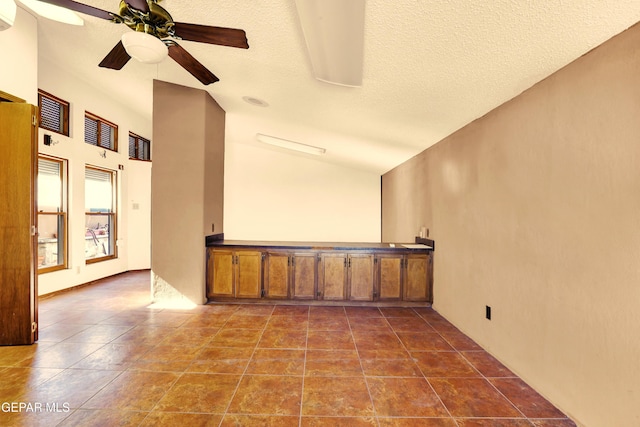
[292,252,316,300]
[377,254,403,301]
[264,252,289,299]
[348,254,374,301]
[0,102,38,345]
[404,254,429,301]
[235,251,262,298]
[209,249,235,297]
[319,253,346,300]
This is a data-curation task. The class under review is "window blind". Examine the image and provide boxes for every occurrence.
[38,158,60,177]
[85,167,112,182]
[85,116,98,146]
[40,97,63,132]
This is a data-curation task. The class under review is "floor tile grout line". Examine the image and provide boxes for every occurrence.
[347,307,382,426]
[398,307,457,423]
[216,305,273,426]
[426,313,531,422]
[141,305,243,427]
[298,306,311,427]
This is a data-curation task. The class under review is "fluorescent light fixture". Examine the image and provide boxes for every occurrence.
[257,133,326,156]
[19,0,84,26]
[0,0,16,31]
[294,0,365,87]
[121,31,168,64]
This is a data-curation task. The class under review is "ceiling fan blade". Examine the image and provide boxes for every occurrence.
[36,0,114,20]
[98,41,131,70]
[124,0,150,13]
[168,43,219,85]
[173,22,249,49]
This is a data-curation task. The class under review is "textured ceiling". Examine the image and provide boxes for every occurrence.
[26,0,640,173]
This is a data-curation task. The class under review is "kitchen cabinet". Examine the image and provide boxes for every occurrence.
[348,254,375,301]
[376,254,403,301]
[403,253,432,302]
[264,252,289,299]
[206,249,262,299]
[318,253,376,302]
[263,251,317,300]
[206,239,434,305]
[291,253,317,300]
[318,253,347,300]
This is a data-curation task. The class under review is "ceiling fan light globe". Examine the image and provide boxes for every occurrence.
[121,31,168,64]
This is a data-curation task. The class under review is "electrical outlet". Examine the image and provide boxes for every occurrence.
[485,305,492,320]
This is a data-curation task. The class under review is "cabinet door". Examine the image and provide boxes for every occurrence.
[404,254,429,301]
[377,254,403,301]
[319,253,347,300]
[264,252,289,299]
[348,254,374,301]
[235,251,263,298]
[0,103,38,345]
[209,250,235,297]
[292,252,317,300]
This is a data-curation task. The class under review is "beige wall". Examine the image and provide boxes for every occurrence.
[204,96,225,236]
[0,7,37,104]
[151,80,224,305]
[382,23,640,427]
[224,141,381,242]
[36,57,152,295]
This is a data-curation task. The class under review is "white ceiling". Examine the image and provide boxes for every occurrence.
[26,0,640,174]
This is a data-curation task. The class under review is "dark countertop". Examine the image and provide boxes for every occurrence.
[205,234,434,252]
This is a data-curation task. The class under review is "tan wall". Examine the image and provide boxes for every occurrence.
[382,23,640,427]
[204,94,225,236]
[151,80,224,304]
[0,8,38,104]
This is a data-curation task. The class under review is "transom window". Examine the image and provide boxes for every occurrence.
[129,132,151,161]
[85,112,118,152]
[38,90,70,136]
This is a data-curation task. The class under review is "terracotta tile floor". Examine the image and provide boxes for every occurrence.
[0,271,576,426]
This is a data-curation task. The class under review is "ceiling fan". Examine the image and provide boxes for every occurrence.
[37,0,249,84]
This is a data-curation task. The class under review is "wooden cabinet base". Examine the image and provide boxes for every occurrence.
[206,240,434,306]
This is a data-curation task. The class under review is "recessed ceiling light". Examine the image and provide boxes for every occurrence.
[242,96,269,107]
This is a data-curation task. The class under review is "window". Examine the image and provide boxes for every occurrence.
[37,157,67,273]
[85,166,117,263]
[38,90,70,136]
[85,112,118,152]
[129,132,151,160]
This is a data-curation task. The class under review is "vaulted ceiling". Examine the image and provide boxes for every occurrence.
[28,0,640,173]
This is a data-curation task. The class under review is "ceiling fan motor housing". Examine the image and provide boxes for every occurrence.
[118,0,175,38]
